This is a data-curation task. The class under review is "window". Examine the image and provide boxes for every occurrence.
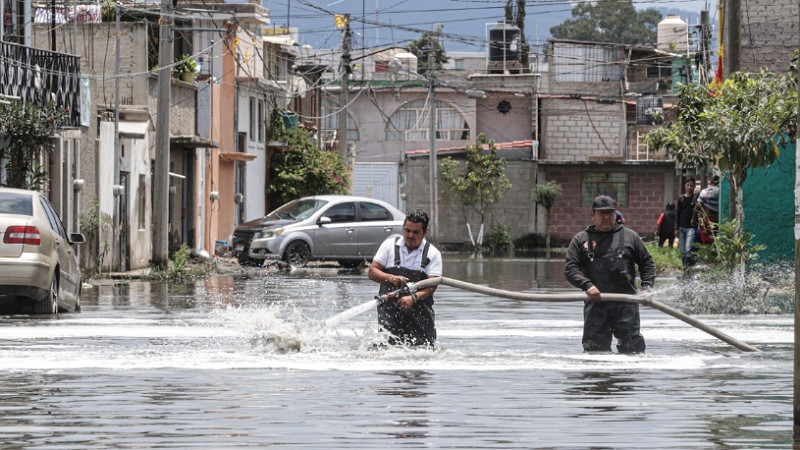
[321,98,360,142]
[249,97,256,141]
[257,99,265,143]
[40,197,68,240]
[581,172,628,207]
[138,174,146,229]
[647,63,672,78]
[323,202,356,223]
[0,192,32,215]
[359,202,391,221]
[375,61,390,72]
[385,100,470,141]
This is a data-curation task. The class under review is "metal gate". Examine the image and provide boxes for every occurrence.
[353,162,399,208]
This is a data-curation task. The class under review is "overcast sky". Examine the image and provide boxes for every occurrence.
[262,0,717,51]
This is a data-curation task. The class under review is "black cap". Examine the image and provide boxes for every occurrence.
[711,175,720,184]
[592,195,616,211]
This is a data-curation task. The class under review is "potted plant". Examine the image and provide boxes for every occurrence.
[174,54,198,82]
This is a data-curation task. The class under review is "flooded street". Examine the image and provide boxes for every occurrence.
[0,256,792,448]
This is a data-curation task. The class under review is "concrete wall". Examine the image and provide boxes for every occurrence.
[540,98,625,160]
[740,0,796,74]
[476,92,533,143]
[404,157,537,245]
[148,78,196,137]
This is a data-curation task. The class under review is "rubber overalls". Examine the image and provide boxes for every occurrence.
[376,238,436,346]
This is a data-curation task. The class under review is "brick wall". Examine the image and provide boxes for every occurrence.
[740,0,796,74]
[541,98,624,161]
[542,164,679,244]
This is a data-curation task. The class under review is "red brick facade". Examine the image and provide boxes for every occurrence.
[543,164,680,245]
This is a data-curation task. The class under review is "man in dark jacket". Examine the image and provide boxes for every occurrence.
[564,195,656,354]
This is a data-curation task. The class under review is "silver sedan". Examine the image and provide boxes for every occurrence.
[245,195,404,267]
[0,188,85,314]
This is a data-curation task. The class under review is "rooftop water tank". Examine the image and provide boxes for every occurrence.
[657,15,688,54]
[391,52,418,79]
[488,23,521,62]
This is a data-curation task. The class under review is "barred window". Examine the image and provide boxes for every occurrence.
[385,100,470,141]
[581,172,628,207]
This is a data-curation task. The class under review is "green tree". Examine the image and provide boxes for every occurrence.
[647,68,796,272]
[440,133,512,246]
[408,31,448,75]
[0,101,67,189]
[268,128,350,204]
[531,181,562,256]
[550,0,662,45]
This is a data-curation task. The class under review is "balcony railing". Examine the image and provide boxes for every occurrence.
[0,41,81,127]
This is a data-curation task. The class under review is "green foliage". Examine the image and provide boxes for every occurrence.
[550,0,662,45]
[100,0,116,21]
[268,128,350,203]
[408,31,449,75]
[0,101,68,189]
[174,54,199,76]
[648,69,796,182]
[647,68,795,270]
[531,181,562,211]
[440,133,512,226]
[694,219,765,270]
[148,243,213,282]
[645,243,682,275]
[80,197,111,276]
[483,223,514,255]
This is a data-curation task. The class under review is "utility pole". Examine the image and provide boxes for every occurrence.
[793,5,800,443]
[153,0,173,265]
[700,10,710,84]
[427,25,441,243]
[724,0,741,78]
[113,1,122,269]
[337,13,352,186]
[724,0,740,220]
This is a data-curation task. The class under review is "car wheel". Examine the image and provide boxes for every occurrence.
[283,241,311,267]
[34,275,59,315]
[338,260,363,269]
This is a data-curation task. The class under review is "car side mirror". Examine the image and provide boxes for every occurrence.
[70,233,86,245]
[317,216,332,226]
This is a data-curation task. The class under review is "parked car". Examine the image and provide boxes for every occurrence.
[0,188,85,314]
[232,195,405,267]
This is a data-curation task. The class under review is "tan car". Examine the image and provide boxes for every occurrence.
[0,188,85,314]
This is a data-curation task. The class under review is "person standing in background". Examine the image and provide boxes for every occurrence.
[675,178,698,269]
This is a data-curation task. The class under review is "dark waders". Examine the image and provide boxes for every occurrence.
[376,241,436,346]
[582,230,646,354]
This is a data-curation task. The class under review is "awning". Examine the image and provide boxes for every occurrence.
[171,135,219,149]
[219,152,257,162]
[118,121,148,138]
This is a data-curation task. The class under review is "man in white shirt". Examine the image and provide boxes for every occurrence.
[368,210,443,346]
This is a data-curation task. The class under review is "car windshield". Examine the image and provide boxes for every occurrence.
[266,199,328,221]
[0,192,33,215]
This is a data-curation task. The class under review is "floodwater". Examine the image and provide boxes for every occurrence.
[0,256,792,448]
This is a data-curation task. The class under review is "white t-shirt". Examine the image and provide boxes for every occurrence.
[373,236,442,277]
